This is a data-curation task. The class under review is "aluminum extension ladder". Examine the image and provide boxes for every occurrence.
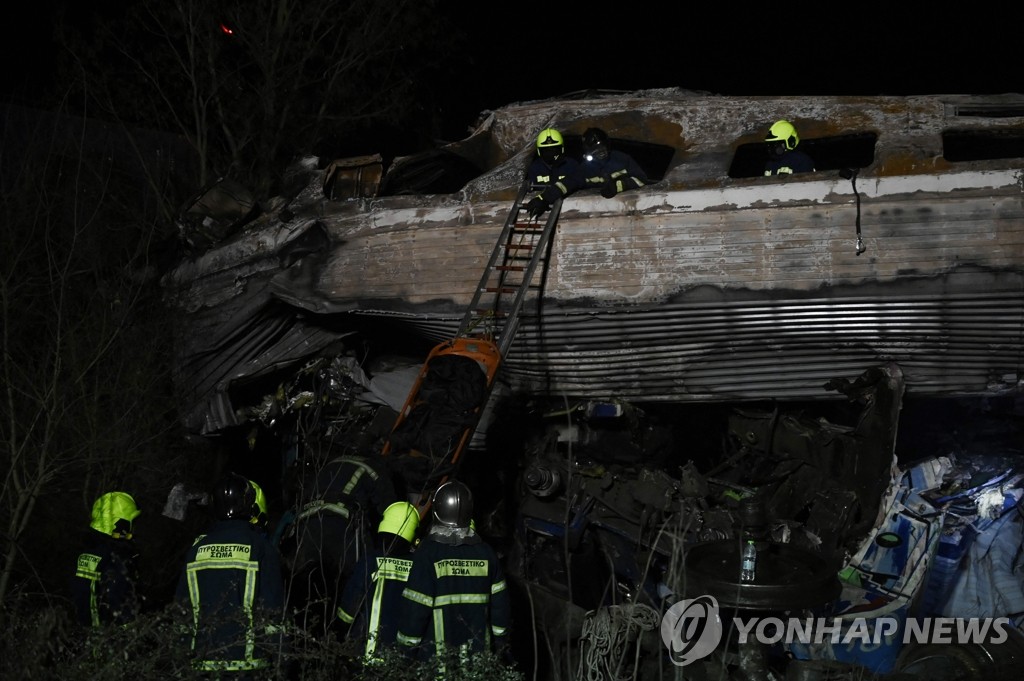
[456,182,563,357]
[379,183,563,511]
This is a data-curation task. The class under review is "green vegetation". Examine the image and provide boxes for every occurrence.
[0,597,525,680]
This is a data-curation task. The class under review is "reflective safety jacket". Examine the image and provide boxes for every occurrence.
[577,152,647,195]
[528,154,579,187]
[176,518,285,673]
[291,455,397,606]
[70,530,140,627]
[764,149,815,176]
[575,150,649,196]
[337,543,415,658]
[396,532,510,657]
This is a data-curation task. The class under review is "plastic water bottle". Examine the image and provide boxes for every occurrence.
[740,540,757,582]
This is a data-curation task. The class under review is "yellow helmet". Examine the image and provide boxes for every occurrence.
[765,120,799,150]
[89,492,141,538]
[378,501,420,543]
[536,128,564,165]
[536,128,564,150]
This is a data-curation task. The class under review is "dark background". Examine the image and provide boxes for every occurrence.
[434,5,1022,137]
[4,3,1021,141]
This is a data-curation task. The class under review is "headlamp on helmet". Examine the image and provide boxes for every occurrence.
[582,127,610,163]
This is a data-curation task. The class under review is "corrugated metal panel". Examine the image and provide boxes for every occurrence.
[178,307,356,433]
[358,284,1024,403]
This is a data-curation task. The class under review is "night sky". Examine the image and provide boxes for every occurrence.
[4,3,1020,133]
[439,5,1022,126]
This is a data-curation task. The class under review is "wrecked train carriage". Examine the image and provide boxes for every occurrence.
[163,89,1024,435]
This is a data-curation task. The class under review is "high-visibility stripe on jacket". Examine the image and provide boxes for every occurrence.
[291,454,398,624]
[75,553,103,628]
[577,150,648,195]
[70,531,140,627]
[296,455,395,522]
[528,155,579,187]
[338,548,414,657]
[175,519,284,672]
[764,149,815,176]
[396,535,510,657]
[531,148,648,205]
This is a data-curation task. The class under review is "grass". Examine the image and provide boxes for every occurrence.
[0,594,524,681]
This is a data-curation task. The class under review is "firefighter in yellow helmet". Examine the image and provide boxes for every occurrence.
[764,120,815,176]
[524,127,580,218]
[337,501,421,658]
[70,491,142,627]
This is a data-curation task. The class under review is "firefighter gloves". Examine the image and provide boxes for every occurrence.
[526,196,549,218]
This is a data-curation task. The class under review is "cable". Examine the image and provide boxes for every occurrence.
[576,603,661,681]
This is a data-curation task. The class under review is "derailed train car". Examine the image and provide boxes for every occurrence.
[164,88,1024,436]
[162,89,1024,679]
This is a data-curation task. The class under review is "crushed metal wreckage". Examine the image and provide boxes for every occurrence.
[509,364,897,677]
[185,351,1024,679]
[503,362,1024,679]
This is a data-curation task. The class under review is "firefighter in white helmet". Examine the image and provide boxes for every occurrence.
[396,480,511,661]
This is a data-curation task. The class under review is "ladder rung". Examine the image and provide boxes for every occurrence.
[495,265,525,272]
[502,243,536,250]
[485,286,536,293]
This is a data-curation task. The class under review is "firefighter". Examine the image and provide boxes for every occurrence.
[71,491,142,627]
[337,501,421,659]
[527,126,649,216]
[576,126,649,197]
[525,127,580,218]
[176,473,285,678]
[288,446,397,637]
[763,119,816,176]
[396,480,511,662]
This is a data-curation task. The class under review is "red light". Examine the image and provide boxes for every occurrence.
[219,22,235,36]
